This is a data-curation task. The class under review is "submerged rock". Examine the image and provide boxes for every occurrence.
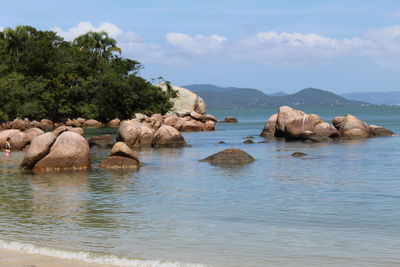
[88,134,115,148]
[220,117,238,123]
[100,142,140,169]
[291,152,307,157]
[243,139,254,144]
[201,148,255,164]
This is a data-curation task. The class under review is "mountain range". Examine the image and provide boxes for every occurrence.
[183,84,369,108]
[341,92,400,105]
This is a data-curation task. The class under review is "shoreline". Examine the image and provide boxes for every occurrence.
[0,248,114,267]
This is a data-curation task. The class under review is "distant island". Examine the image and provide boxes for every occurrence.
[184,84,370,108]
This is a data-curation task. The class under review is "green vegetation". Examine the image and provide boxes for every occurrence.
[0,26,172,122]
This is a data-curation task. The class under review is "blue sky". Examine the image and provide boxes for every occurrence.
[2,0,400,93]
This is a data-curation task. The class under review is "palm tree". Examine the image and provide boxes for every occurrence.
[73,31,121,61]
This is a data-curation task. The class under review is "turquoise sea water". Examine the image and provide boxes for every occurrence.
[1,106,400,266]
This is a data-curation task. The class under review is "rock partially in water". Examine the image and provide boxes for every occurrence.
[243,139,254,144]
[260,113,277,138]
[100,142,140,169]
[369,125,394,137]
[83,119,103,128]
[218,141,226,144]
[291,152,307,157]
[152,125,186,147]
[116,120,154,148]
[107,118,121,128]
[21,131,91,172]
[201,148,255,164]
[88,134,115,148]
[333,114,372,138]
[220,117,238,123]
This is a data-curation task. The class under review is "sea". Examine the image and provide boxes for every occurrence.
[1,106,400,267]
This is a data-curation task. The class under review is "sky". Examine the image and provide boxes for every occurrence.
[1,0,400,94]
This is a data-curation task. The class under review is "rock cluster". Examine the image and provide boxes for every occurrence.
[0,128,44,150]
[261,106,394,141]
[0,118,106,131]
[20,130,90,172]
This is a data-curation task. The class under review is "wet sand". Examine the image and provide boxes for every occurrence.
[0,249,113,267]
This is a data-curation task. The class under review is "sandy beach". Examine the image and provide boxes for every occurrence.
[0,249,114,267]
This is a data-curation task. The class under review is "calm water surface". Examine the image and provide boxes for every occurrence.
[1,106,400,266]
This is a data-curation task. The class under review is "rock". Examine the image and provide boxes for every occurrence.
[25,128,45,143]
[152,125,186,147]
[0,129,22,149]
[72,119,82,127]
[190,110,203,121]
[116,120,154,148]
[27,131,91,172]
[157,82,207,114]
[204,120,216,131]
[149,114,163,130]
[218,141,226,144]
[275,106,306,137]
[88,134,115,148]
[100,142,140,169]
[220,117,238,123]
[291,152,307,157]
[83,119,102,128]
[174,117,189,131]
[313,122,339,137]
[201,148,255,164]
[369,125,394,137]
[243,139,254,144]
[108,118,120,128]
[300,131,333,143]
[9,132,29,150]
[20,132,58,170]
[258,141,269,143]
[53,126,69,136]
[203,114,217,122]
[68,127,84,136]
[260,113,277,138]
[77,118,86,124]
[40,119,54,130]
[11,119,30,131]
[164,116,180,127]
[65,119,74,126]
[181,120,206,132]
[134,113,147,121]
[334,114,372,138]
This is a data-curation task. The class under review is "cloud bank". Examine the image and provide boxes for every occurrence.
[52,22,400,66]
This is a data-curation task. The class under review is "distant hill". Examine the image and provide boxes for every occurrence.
[183,84,369,108]
[341,92,400,105]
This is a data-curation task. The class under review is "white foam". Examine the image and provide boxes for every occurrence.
[0,239,209,267]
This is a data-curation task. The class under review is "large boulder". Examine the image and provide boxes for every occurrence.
[333,114,372,138]
[20,132,58,170]
[200,148,255,165]
[181,120,207,132]
[157,82,207,115]
[275,106,323,139]
[21,131,91,172]
[100,142,141,169]
[152,125,186,147]
[24,127,45,143]
[0,129,22,149]
[116,120,154,148]
[260,113,277,138]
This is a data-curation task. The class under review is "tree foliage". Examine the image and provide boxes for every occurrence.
[0,26,172,122]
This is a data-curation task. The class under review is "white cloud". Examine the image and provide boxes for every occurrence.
[51,22,400,67]
[53,22,174,64]
[166,32,228,55]
[52,22,123,41]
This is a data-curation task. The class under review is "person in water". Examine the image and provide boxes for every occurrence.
[4,138,11,156]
